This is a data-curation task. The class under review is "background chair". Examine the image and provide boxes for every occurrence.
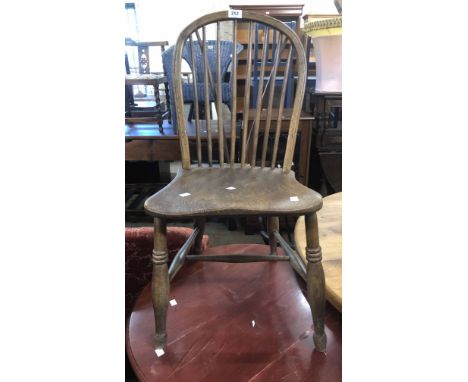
[144,10,327,353]
[162,40,244,128]
[125,38,169,129]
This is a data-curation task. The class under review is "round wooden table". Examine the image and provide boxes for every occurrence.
[127,244,342,381]
[294,192,342,312]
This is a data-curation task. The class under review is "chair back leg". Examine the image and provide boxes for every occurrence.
[267,216,279,255]
[193,218,206,255]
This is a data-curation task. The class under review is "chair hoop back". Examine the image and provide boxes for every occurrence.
[173,11,307,172]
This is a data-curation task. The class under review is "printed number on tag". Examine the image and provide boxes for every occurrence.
[229,9,242,18]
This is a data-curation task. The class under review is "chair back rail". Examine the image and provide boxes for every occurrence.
[172,11,306,172]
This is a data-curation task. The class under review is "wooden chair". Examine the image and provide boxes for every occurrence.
[125,39,169,129]
[144,10,327,352]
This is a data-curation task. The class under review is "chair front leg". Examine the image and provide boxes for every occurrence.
[152,217,169,350]
[305,212,327,352]
[267,216,279,255]
[193,218,206,255]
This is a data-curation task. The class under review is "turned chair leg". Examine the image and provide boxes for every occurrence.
[305,213,327,352]
[267,216,279,255]
[193,218,206,255]
[152,217,169,350]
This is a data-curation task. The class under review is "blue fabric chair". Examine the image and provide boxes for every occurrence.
[162,40,244,127]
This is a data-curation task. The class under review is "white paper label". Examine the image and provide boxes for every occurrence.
[290,196,299,202]
[155,348,165,357]
[229,9,242,18]
[179,193,191,197]
[169,299,177,306]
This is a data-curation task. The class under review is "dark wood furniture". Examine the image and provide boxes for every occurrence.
[125,39,170,129]
[125,120,231,161]
[143,11,327,353]
[126,244,342,381]
[309,91,342,193]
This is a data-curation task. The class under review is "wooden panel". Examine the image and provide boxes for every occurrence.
[236,28,286,44]
[125,140,181,161]
[238,47,293,61]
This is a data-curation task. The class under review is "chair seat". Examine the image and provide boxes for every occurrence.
[144,167,323,218]
[125,74,163,80]
[125,74,167,86]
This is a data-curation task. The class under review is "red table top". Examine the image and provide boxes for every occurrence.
[126,244,342,382]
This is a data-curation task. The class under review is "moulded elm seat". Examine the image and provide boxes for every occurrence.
[144,167,323,218]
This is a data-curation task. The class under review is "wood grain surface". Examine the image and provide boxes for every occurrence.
[295,192,342,311]
[126,244,342,382]
[144,167,323,218]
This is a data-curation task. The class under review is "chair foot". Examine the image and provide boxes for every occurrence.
[152,218,169,353]
[305,213,327,352]
[154,332,167,350]
[313,332,327,352]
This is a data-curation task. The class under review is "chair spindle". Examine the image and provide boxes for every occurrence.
[202,27,213,166]
[230,20,238,167]
[189,35,202,166]
[194,30,217,103]
[271,42,292,169]
[241,21,254,168]
[261,35,284,167]
[250,26,269,167]
[216,22,224,167]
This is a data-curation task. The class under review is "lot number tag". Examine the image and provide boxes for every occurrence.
[229,9,242,18]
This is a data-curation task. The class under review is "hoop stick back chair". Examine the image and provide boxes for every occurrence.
[144,11,327,352]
